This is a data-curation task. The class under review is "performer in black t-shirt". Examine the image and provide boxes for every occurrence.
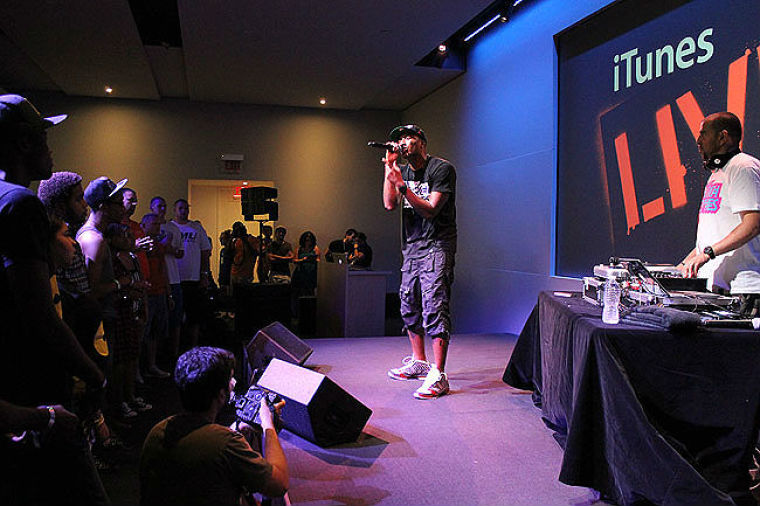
[382,124,456,399]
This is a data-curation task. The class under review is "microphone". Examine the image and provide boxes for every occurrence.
[367,141,399,151]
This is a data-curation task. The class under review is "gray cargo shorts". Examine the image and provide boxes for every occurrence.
[399,247,455,340]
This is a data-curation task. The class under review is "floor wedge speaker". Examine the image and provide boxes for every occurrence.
[246,321,313,372]
[257,358,372,446]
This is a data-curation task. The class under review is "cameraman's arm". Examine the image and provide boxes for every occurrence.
[258,402,289,497]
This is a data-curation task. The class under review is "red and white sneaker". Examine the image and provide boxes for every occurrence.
[414,368,450,399]
[388,356,431,380]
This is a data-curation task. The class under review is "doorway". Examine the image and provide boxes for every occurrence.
[187,179,275,284]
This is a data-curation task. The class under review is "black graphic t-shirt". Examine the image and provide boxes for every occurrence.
[401,156,457,258]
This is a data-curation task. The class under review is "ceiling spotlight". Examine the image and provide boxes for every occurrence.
[104,86,113,94]
[319,97,327,105]
[438,43,448,53]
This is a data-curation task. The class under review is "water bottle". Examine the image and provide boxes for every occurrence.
[602,278,621,324]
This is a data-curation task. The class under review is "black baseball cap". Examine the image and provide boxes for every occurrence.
[0,94,67,129]
[84,177,128,209]
[389,124,426,143]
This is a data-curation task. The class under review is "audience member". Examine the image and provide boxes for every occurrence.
[38,171,104,362]
[268,226,294,282]
[349,232,373,269]
[139,346,288,506]
[140,213,172,378]
[171,198,211,349]
[149,196,184,364]
[121,187,152,384]
[0,94,108,505]
[230,221,260,285]
[38,171,124,470]
[49,213,77,312]
[326,228,356,262]
[121,187,152,274]
[106,223,152,418]
[258,225,273,282]
[218,229,232,290]
[292,230,320,297]
[78,176,129,337]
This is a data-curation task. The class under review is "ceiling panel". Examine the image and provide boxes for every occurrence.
[0,0,497,110]
[0,0,158,99]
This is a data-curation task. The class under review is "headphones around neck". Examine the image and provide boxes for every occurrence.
[704,149,741,171]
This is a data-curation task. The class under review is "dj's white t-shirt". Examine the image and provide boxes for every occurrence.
[696,152,760,293]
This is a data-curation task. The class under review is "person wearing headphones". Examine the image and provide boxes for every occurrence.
[679,111,760,316]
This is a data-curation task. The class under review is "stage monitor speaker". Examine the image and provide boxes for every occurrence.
[257,358,372,447]
[246,321,313,373]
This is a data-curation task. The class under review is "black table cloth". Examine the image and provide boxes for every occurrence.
[503,291,760,506]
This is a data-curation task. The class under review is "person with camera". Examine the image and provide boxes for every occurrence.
[348,231,372,269]
[230,221,260,285]
[139,346,289,506]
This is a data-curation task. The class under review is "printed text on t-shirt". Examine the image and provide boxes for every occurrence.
[403,181,429,209]
[700,181,722,214]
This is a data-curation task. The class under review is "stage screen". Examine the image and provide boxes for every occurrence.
[555,0,760,277]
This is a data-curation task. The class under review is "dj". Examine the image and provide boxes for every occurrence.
[679,111,760,316]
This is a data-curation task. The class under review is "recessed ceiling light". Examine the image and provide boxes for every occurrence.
[105,86,113,94]
[319,97,327,105]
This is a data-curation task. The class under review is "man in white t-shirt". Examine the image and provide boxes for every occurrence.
[150,196,184,363]
[171,199,211,349]
[679,111,760,316]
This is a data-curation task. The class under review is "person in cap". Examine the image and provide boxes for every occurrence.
[77,176,131,421]
[0,94,109,504]
[78,176,130,303]
[382,124,457,399]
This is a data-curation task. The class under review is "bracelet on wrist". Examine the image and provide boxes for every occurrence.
[45,406,55,430]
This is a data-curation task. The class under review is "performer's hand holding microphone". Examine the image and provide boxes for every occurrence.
[368,140,403,165]
[367,141,401,151]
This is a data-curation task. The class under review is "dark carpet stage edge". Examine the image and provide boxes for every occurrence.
[503,291,760,506]
[102,333,611,506]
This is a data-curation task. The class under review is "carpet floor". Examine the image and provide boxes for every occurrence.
[101,333,610,506]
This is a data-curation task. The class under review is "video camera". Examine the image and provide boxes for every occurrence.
[229,385,283,428]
